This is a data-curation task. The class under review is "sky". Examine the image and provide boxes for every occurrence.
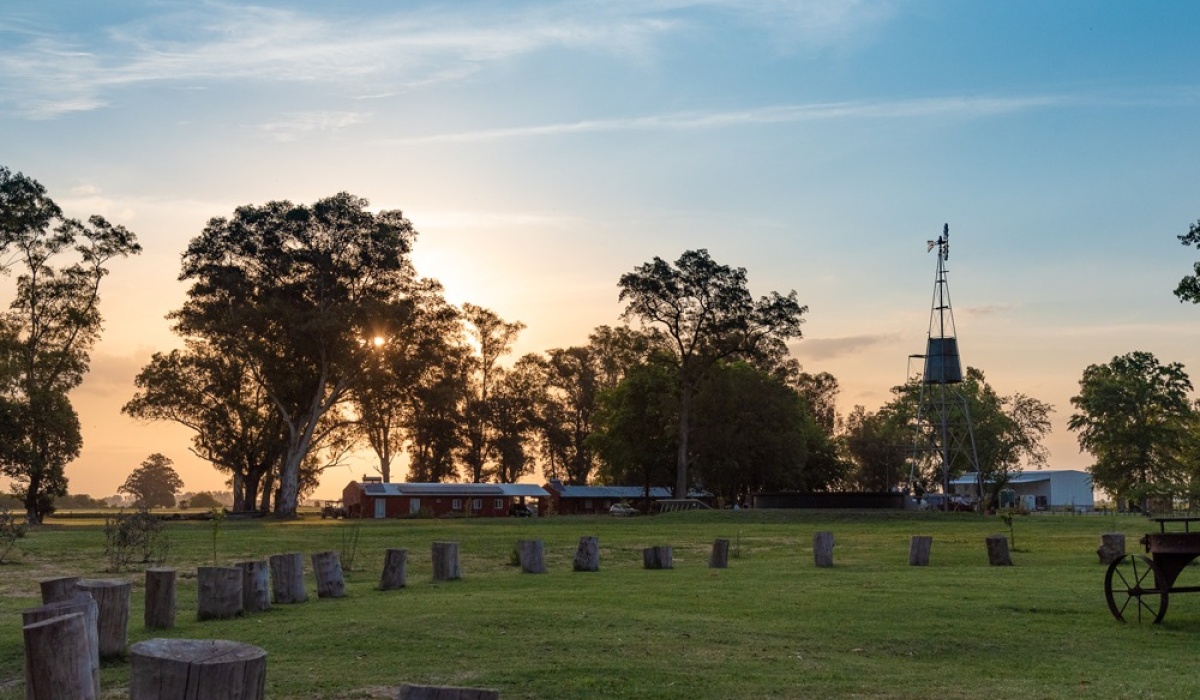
[2,0,1199,501]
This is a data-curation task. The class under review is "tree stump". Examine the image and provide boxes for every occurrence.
[39,576,81,604]
[269,553,307,604]
[1097,533,1126,565]
[311,551,346,598]
[709,538,730,569]
[144,568,177,630]
[75,578,131,659]
[197,566,243,621]
[22,594,100,699]
[432,542,461,581]
[643,545,673,570]
[573,536,600,572]
[517,540,546,574]
[909,536,933,567]
[399,684,499,700]
[380,548,408,590]
[130,638,267,700]
[986,534,1014,566]
[235,561,271,613]
[813,531,835,568]
[22,613,97,700]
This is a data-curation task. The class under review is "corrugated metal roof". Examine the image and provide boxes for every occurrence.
[352,482,548,497]
[555,485,675,499]
[950,470,1090,485]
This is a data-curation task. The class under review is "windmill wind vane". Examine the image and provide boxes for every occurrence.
[928,223,950,260]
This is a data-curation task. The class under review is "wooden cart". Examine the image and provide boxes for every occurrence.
[1105,516,1200,623]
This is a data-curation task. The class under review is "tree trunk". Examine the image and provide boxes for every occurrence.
[813,531,835,568]
[130,638,266,700]
[39,576,81,604]
[379,548,408,590]
[196,566,243,621]
[643,545,673,570]
[1098,533,1126,565]
[517,540,546,574]
[144,568,177,629]
[573,536,600,572]
[986,534,1013,566]
[269,553,307,604]
[75,579,130,659]
[311,551,346,598]
[432,542,461,581]
[235,561,271,612]
[675,386,692,499]
[709,538,730,568]
[22,594,100,699]
[909,536,933,567]
[22,613,97,700]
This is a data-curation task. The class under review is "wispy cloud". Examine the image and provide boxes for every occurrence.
[795,333,897,360]
[258,111,371,142]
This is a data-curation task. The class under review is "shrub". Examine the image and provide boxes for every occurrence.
[0,507,26,563]
[103,508,170,572]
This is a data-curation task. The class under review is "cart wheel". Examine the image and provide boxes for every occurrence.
[1105,554,1168,623]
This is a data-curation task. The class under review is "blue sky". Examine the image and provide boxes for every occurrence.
[3,1,1199,499]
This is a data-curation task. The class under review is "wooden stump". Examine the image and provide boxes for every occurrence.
[709,538,730,569]
[517,540,546,574]
[197,566,243,621]
[130,638,267,700]
[269,553,307,604]
[399,684,499,700]
[22,613,97,700]
[236,561,271,613]
[311,551,346,598]
[380,548,408,590]
[986,534,1014,566]
[642,545,673,570]
[144,568,177,630]
[909,536,933,567]
[432,542,461,581]
[813,531,835,568]
[75,578,131,659]
[1097,533,1126,565]
[22,594,100,699]
[39,576,81,604]
[573,536,600,572]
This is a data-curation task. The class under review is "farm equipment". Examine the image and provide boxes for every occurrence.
[320,500,348,519]
[1105,516,1200,623]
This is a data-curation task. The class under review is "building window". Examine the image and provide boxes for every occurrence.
[585,499,593,510]
[494,499,504,509]
[472,498,482,511]
[452,498,462,510]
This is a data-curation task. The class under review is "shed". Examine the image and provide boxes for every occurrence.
[949,470,1094,511]
[542,479,714,515]
[342,481,550,519]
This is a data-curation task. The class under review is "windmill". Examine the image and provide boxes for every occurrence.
[909,224,979,496]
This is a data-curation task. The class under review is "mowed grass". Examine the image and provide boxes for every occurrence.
[2,510,1198,699]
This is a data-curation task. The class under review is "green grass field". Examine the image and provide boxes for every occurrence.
[2,510,1197,699]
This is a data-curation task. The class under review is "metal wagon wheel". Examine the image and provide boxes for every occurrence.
[1105,554,1169,623]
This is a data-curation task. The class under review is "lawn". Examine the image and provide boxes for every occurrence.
[2,509,1197,699]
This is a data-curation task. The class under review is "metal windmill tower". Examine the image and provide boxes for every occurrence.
[909,224,979,494]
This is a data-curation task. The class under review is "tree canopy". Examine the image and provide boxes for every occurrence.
[119,453,184,510]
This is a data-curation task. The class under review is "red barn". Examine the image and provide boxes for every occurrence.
[342,481,549,519]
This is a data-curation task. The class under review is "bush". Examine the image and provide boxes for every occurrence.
[188,492,223,509]
[0,507,26,563]
[103,508,171,572]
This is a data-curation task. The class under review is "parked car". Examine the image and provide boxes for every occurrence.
[609,503,638,517]
[508,504,534,517]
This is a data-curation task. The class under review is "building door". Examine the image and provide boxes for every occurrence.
[409,498,421,515]
[374,498,386,519]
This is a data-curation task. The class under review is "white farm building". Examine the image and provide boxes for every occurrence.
[949,470,1094,512]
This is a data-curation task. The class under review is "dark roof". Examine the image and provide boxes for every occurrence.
[544,479,710,499]
[353,482,549,498]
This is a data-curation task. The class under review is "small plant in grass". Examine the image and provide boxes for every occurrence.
[999,508,1019,551]
[209,507,226,564]
[103,507,170,571]
[0,506,26,563]
[340,511,364,572]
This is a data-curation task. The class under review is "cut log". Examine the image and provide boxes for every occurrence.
[399,684,499,700]
[22,594,100,699]
[144,568,177,630]
[311,551,346,598]
[432,542,461,581]
[986,534,1014,566]
[75,578,131,659]
[197,566,243,621]
[269,553,307,604]
[709,538,730,569]
[1097,533,1126,565]
[235,561,271,613]
[39,576,80,604]
[573,536,600,572]
[517,540,546,574]
[813,531,835,568]
[642,545,673,570]
[380,548,408,591]
[909,536,933,567]
[22,613,97,700]
[130,638,266,700]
